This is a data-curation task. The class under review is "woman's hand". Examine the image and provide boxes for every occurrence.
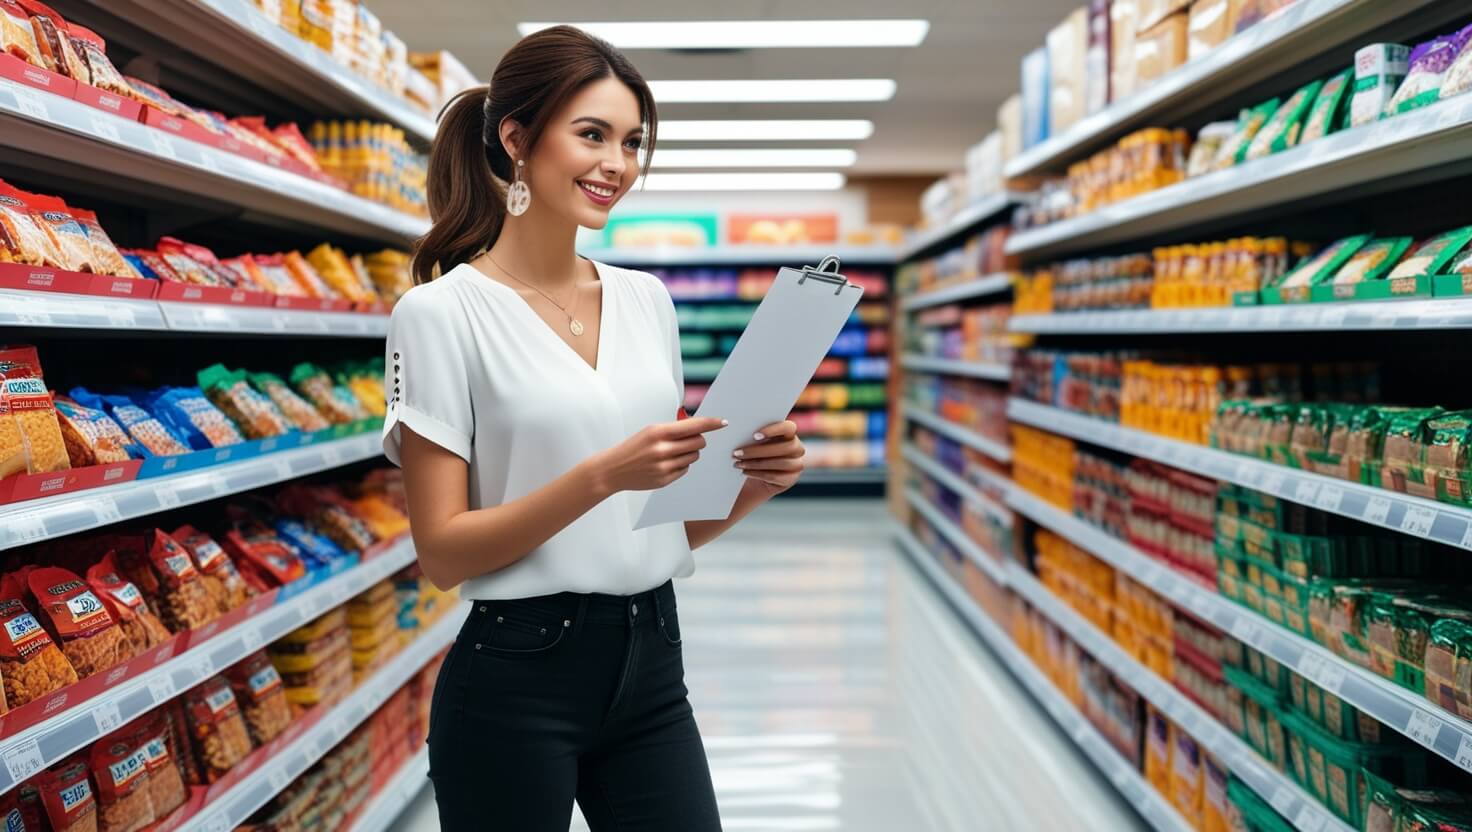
[732,420,805,495]
[587,417,729,496]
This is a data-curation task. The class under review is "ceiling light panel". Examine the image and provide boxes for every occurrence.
[640,173,847,191]
[658,120,875,141]
[648,79,896,103]
[650,149,858,168]
[518,20,929,49]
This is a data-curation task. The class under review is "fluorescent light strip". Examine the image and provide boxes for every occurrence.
[659,120,874,141]
[648,79,895,103]
[640,172,846,191]
[650,149,857,168]
[519,20,928,49]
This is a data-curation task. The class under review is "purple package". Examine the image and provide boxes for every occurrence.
[1387,25,1472,114]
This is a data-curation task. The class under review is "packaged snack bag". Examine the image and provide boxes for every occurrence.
[1276,235,1373,289]
[36,755,98,832]
[272,518,349,571]
[1300,68,1353,144]
[0,573,78,708]
[1353,43,1410,126]
[114,530,218,633]
[135,712,186,819]
[344,494,408,540]
[67,25,131,98]
[123,250,183,284]
[222,254,301,297]
[30,195,99,273]
[278,485,378,552]
[197,365,292,439]
[70,210,140,279]
[247,372,328,432]
[0,1,42,66]
[1444,31,1472,99]
[222,116,293,162]
[184,676,254,782]
[1245,79,1322,161]
[144,387,244,450]
[14,783,46,831]
[68,389,189,458]
[1,346,70,478]
[89,726,154,832]
[221,522,306,588]
[27,566,133,679]
[224,651,292,745]
[248,253,309,297]
[162,700,202,787]
[289,363,366,424]
[1213,100,1277,171]
[153,238,234,288]
[0,180,66,267]
[338,362,385,417]
[172,525,254,613]
[271,122,324,172]
[1331,237,1414,285]
[307,243,374,301]
[1388,227,1472,279]
[283,250,336,298]
[1387,27,1472,115]
[85,552,172,653]
[19,0,87,81]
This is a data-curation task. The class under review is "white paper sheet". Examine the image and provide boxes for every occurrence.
[636,263,863,528]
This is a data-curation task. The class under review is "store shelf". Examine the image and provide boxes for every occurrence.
[1005,560,1351,832]
[900,273,1013,311]
[900,354,1010,381]
[1005,93,1472,260]
[579,244,899,267]
[801,466,888,485]
[1007,398,1472,553]
[891,522,1193,832]
[0,288,168,331]
[902,404,1012,463]
[182,607,461,832]
[0,82,428,244]
[900,443,1011,527]
[1009,297,1472,335]
[0,289,390,336]
[70,0,437,142]
[903,487,1008,586]
[0,537,418,797]
[349,747,430,832]
[0,432,382,550]
[1008,484,1472,780]
[1002,0,1445,178]
[897,193,1022,262]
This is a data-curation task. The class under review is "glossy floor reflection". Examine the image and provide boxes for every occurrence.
[393,498,1146,831]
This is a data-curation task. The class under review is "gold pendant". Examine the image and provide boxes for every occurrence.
[569,318,584,336]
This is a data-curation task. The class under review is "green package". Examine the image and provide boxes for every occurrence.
[1331,237,1414,284]
[1277,235,1374,289]
[1387,226,1472,279]
[1215,99,1280,170]
[1300,69,1353,144]
[1246,79,1324,161]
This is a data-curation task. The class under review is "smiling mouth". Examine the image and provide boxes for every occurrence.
[578,180,616,201]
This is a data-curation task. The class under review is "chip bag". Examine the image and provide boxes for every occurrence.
[144,386,244,450]
[183,676,254,782]
[35,754,98,832]
[290,363,366,424]
[89,726,155,832]
[53,395,140,467]
[1,346,70,478]
[154,238,236,288]
[337,362,385,417]
[283,250,336,298]
[114,530,218,633]
[0,0,41,66]
[307,243,374,301]
[247,372,328,432]
[221,254,301,297]
[68,389,190,458]
[0,573,77,708]
[197,365,292,439]
[20,0,86,81]
[221,522,306,589]
[27,566,134,679]
[0,180,65,267]
[135,712,186,819]
[68,25,131,98]
[70,210,140,279]
[223,651,292,745]
[172,525,254,613]
[85,552,172,654]
[29,195,99,273]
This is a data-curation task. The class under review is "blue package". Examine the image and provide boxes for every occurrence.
[121,253,159,281]
[147,386,245,450]
[274,519,349,570]
[70,387,191,456]
[1022,46,1051,148]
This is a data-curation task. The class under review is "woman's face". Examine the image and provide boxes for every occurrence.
[517,76,645,230]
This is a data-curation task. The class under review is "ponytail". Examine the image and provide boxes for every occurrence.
[411,26,659,285]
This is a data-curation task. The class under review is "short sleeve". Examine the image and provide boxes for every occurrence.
[381,288,474,465]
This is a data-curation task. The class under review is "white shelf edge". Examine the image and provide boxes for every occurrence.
[579,244,899,267]
[900,273,1013,311]
[1006,398,1472,553]
[1008,298,1472,335]
[0,432,383,550]
[182,606,461,831]
[900,442,1012,527]
[0,537,418,795]
[903,487,1009,587]
[902,404,1012,463]
[897,193,1022,262]
[1005,92,1472,259]
[0,289,390,336]
[1008,477,1472,781]
[348,746,430,832]
[891,521,1194,832]
[900,354,1011,381]
[1005,560,1351,832]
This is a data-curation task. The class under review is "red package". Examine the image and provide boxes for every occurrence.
[162,701,201,788]
[66,24,129,98]
[15,782,47,832]
[29,195,98,273]
[88,725,154,832]
[153,238,236,288]
[221,525,305,589]
[69,210,139,279]
[26,566,134,679]
[222,254,301,297]
[0,572,78,708]
[121,249,181,283]
[120,76,190,120]
[135,711,186,819]
[114,531,218,633]
[85,552,172,653]
[223,651,291,745]
[220,115,291,162]
[0,1,42,66]
[172,525,254,613]
[245,253,308,297]
[0,790,27,832]
[18,0,85,81]
[0,181,65,268]
[271,123,324,172]
[35,754,98,832]
[183,676,253,782]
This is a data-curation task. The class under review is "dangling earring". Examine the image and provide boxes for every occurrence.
[507,158,531,216]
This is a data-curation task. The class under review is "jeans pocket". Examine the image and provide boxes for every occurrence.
[657,606,683,647]
[473,608,571,658]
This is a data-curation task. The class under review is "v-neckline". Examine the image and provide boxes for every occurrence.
[464,257,611,375]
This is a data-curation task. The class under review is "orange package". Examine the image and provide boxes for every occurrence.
[0,346,70,479]
[19,0,87,81]
[183,676,254,782]
[27,566,135,679]
[70,209,140,279]
[29,195,99,273]
[0,573,78,709]
[271,123,324,172]
[222,254,302,297]
[134,712,186,819]
[0,181,66,268]
[283,250,337,298]
[0,1,42,66]
[172,525,255,613]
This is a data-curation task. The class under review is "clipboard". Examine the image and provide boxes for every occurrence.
[635,256,864,529]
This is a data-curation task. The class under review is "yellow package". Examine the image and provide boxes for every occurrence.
[1170,727,1204,827]
[348,495,409,540]
[276,607,347,644]
[350,580,394,607]
[0,347,70,479]
[307,243,374,302]
[1144,706,1172,793]
[349,612,397,652]
[1201,753,1231,832]
[347,593,395,631]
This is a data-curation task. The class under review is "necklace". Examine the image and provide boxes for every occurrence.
[487,253,585,336]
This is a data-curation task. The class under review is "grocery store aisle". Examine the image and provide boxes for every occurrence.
[393,498,1143,831]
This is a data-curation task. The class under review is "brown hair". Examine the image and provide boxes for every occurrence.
[413,25,658,283]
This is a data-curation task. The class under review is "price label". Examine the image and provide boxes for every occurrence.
[14,88,48,120]
[93,499,122,525]
[1460,522,1472,551]
[148,677,174,704]
[149,131,178,160]
[1401,505,1437,538]
[1293,805,1327,832]
[198,811,231,832]
[268,767,290,792]
[156,488,181,509]
[1269,785,1295,816]
[192,656,214,682]
[1317,307,1347,329]
[93,701,122,734]
[1233,460,1257,485]
[1364,496,1393,525]
[1407,710,1444,748]
[241,625,264,653]
[88,114,121,143]
[1316,661,1346,695]
[15,309,48,325]
[1231,616,1260,646]
[3,739,44,784]
[317,732,337,756]
[273,459,292,480]
[8,515,45,544]
[1261,471,1286,495]
[105,306,135,327]
[1455,734,1472,773]
[1314,485,1344,512]
[322,446,343,466]
[1293,480,1319,504]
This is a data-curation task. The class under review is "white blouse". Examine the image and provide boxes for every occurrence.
[381,260,695,599]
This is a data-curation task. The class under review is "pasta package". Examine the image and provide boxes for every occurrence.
[71,210,140,279]
[27,566,134,679]
[1213,99,1278,171]
[1276,235,1373,289]
[135,712,186,819]
[247,372,328,432]
[197,365,292,439]
[1,346,70,478]
[1387,27,1472,115]
[115,530,218,633]
[0,180,65,267]
[85,553,172,653]
[36,755,98,832]
[224,651,292,745]
[1353,43,1409,127]
[184,676,254,782]
[172,525,254,613]
[89,728,154,832]
[0,574,78,708]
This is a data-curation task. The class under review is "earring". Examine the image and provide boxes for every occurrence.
[507,158,531,216]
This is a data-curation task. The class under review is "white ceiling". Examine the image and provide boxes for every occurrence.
[374,1,1084,176]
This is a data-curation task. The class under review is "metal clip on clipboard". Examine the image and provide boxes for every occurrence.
[796,256,863,296]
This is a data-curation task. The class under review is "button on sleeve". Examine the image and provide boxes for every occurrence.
[381,290,474,465]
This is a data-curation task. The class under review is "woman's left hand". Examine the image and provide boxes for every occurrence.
[733,420,804,495]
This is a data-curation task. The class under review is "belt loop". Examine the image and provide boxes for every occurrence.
[573,595,589,639]
[651,580,668,623]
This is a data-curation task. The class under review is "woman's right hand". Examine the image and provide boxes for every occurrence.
[587,417,728,495]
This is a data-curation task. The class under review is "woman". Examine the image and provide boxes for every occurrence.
[382,25,807,831]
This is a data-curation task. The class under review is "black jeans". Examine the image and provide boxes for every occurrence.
[426,580,722,831]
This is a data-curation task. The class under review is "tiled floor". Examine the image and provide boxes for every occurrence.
[392,498,1145,831]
